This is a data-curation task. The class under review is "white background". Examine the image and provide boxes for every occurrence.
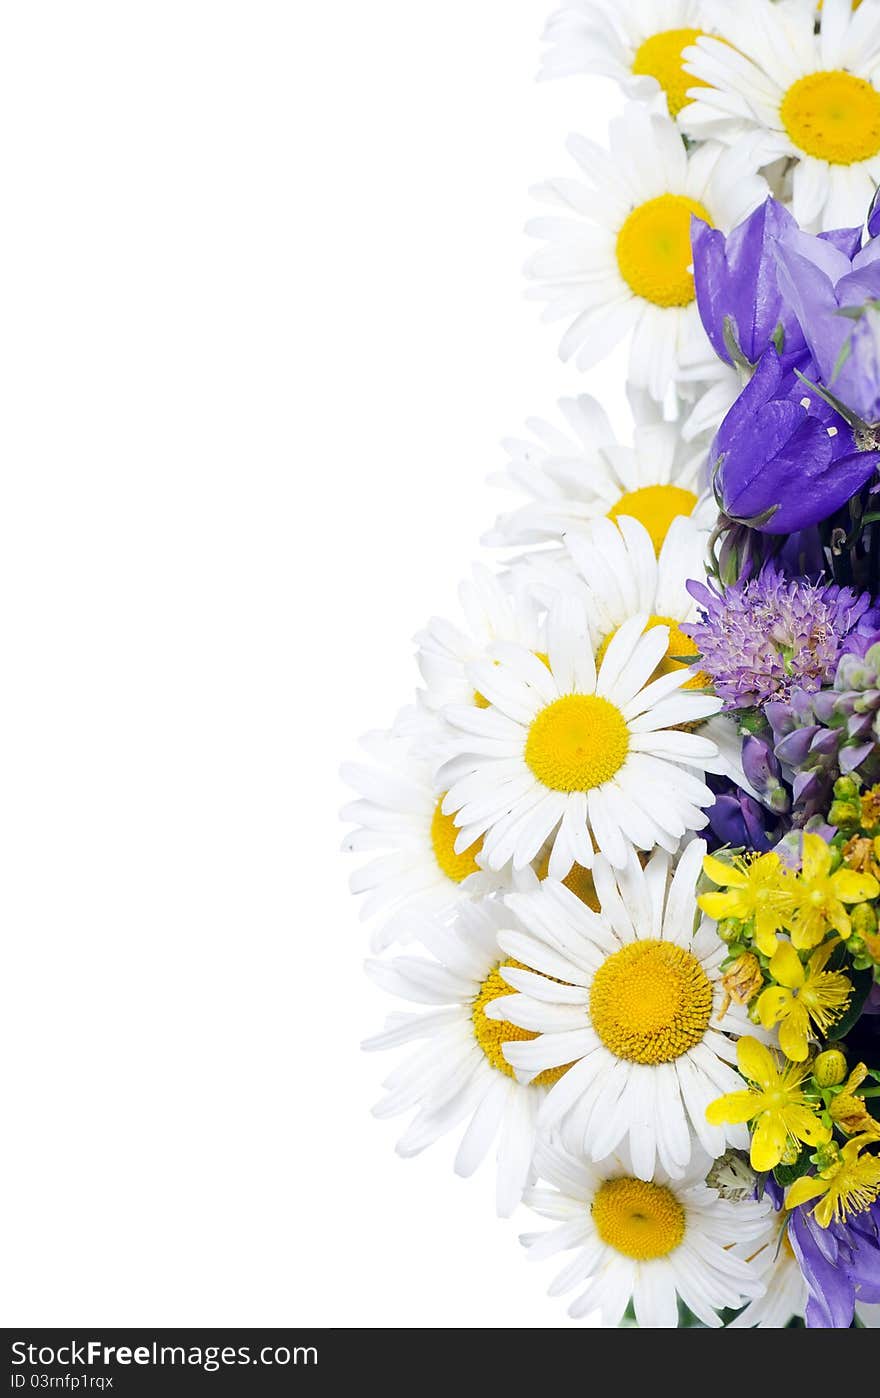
[0,1,629,1326]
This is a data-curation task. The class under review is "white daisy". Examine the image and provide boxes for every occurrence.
[483,392,712,556]
[728,1208,808,1328]
[540,0,720,125]
[682,0,880,231]
[438,599,721,877]
[415,563,549,713]
[525,102,767,397]
[675,338,744,443]
[362,899,563,1216]
[521,1136,769,1326]
[341,716,510,950]
[488,840,754,1178]
[562,514,760,798]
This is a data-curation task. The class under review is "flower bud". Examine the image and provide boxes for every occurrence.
[829,799,862,830]
[834,776,861,802]
[814,1141,843,1176]
[813,1049,847,1087]
[779,1138,801,1166]
[851,902,878,937]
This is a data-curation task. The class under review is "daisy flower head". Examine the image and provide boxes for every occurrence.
[525,102,767,398]
[438,597,721,879]
[484,391,712,555]
[520,1136,770,1327]
[415,562,548,714]
[362,898,566,1216]
[340,715,511,950]
[488,840,755,1179]
[683,0,880,231]
[540,0,719,123]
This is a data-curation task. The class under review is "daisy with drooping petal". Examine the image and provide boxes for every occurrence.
[341,718,511,949]
[484,392,712,555]
[540,0,720,123]
[520,1136,770,1327]
[756,939,853,1061]
[706,1036,831,1171]
[439,600,721,877]
[525,102,767,397]
[415,563,549,714]
[682,0,880,231]
[362,899,569,1217]
[488,840,755,1179]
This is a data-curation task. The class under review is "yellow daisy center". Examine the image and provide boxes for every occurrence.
[474,650,549,709]
[430,797,483,883]
[471,960,570,1087]
[631,28,711,118]
[607,484,698,554]
[616,194,712,308]
[591,1177,686,1260]
[525,694,629,792]
[589,939,713,1064]
[781,71,880,165]
[596,614,709,691]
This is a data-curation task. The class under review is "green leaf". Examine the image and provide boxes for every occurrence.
[829,967,875,1041]
[773,1150,813,1188]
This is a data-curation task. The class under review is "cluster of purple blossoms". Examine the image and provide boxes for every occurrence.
[685,569,878,711]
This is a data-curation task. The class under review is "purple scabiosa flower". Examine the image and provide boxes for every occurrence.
[710,350,880,534]
[788,1201,880,1329]
[685,567,876,710]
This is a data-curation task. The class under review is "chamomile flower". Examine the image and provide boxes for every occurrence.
[564,514,758,795]
[526,103,767,397]
[341,718,510,950]
[489,840,755,1179]
[682,0,880,231]
[521,1136,770,1327]
[438,601,721,877]
[483,392,712,555]
[362,899,564,1216]
[540,0,719,123]
[415,563,549,714]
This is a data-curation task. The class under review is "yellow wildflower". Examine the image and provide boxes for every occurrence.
[786,1135,880,1228]
[706,1036,830,1173]
[699,851,796,955]
[756,940,852,1063]
[829,1063,880,1141]
[787,833,879,951]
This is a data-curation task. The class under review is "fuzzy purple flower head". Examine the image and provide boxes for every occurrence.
[685,568,878,711]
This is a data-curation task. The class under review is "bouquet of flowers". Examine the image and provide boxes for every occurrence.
[342,0,880,1327]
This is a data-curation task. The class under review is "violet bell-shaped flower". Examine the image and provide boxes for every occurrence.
[710,349,880,534]
[691,197,862,370]
[774,224,880,428]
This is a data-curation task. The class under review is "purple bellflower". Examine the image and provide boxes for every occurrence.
[709,350,880,533]
[789,1201,880,1328]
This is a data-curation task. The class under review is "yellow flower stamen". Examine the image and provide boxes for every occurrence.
[589,939,712,1065]
[699,850,795,956]
[631,28,712,119]
[781,71,880,166]
[788,833,879,950]
[430,797,483,883]
[591,1177,685,1259]
[756,939,852,1063]
[607,485,698,556]
[471,961,570,1088]
[525,693,629,792]
[616,195,712,308]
